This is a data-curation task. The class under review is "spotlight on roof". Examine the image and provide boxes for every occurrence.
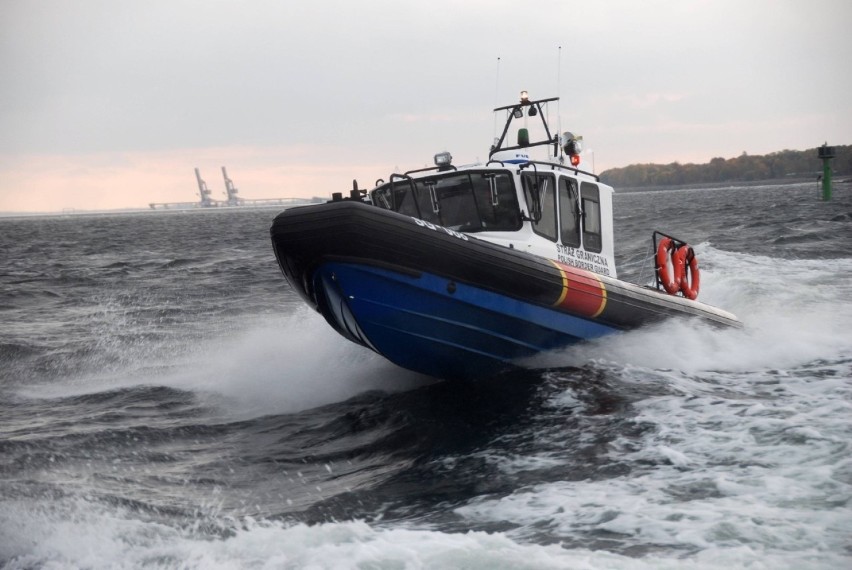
[434,151,453,169]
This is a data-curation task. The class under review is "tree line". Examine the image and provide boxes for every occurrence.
[599,145,852,188]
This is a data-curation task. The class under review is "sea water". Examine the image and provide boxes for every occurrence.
[1,182,850,569]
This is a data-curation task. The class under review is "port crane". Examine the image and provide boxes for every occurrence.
[149,168,316,209]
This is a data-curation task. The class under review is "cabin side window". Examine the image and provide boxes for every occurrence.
[558,177,581,247]
[581,182,602,253]
[522,172,557,242]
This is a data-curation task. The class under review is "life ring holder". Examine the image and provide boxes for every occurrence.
[655,236,682,295]
[653,231,700,300]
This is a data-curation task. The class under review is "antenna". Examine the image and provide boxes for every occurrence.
[493,56,501,142]
[557,46,563,162]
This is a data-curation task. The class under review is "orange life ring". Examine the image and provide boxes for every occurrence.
[655,237,683,295]
[674,246,700,300]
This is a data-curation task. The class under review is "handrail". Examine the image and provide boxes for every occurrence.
[518,160,599,181]
[492,96,559,112]
[384,173,417,213]
[404,164,457,176]
[518,162,541,222]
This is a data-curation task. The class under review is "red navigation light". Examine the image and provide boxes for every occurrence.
[570,154,581,166]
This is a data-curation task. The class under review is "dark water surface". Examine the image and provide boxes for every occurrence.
[1,182,850,569]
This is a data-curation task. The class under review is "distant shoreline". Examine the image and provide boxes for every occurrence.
[612,176,846,194]
[600,145,851,190]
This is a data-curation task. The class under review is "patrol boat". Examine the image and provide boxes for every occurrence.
[270,92,740,380]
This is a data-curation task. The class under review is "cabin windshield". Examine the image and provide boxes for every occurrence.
[373,171,522,232]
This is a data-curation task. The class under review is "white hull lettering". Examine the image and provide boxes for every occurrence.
[411,217,469,241]
[556,244,611,276]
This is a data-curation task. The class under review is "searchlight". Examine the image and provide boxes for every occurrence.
[434,151,453,169]
[562,132,583,166]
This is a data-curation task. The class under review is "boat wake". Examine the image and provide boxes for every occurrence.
[524,244,852,376]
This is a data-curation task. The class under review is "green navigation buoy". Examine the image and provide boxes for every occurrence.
[817,143,835,201]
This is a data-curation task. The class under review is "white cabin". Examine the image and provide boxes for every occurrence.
[369,93,618,279]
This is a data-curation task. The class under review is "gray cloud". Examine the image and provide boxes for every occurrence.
[2,0,850,168]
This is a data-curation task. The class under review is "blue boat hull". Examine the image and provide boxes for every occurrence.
[270,201,740,380]
[315,261,617,379]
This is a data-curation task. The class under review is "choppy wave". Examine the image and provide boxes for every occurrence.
[1,188,851,568]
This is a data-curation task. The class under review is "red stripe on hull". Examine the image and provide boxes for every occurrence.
[550,261,608,318]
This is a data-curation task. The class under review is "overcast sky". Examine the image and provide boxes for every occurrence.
[1,0,850,212]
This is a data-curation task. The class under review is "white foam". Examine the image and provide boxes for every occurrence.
[3,492,848,569]
[0,496,714,570]
[14,310,433,418]
[455,245,852,567]
[165,311,434,419]
[456,462,850,567]
[529,246,852,375]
